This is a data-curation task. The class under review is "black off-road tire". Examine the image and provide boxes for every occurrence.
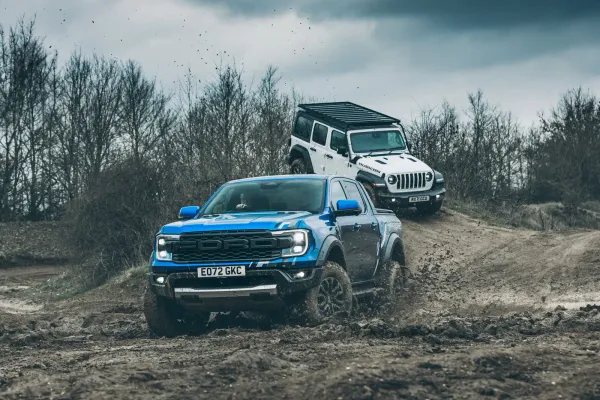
[290,157,312,174]
[143,288,210,338]
[370,242,410,311]
[361,182,382,208]
[416,200,443,215]
[371,261,409,310]
[289,261,353,325]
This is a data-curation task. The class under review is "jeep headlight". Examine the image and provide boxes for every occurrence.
[425,172,433,182]
[155,234,180,261]
[387,175,397,185]
[272,229,309,257]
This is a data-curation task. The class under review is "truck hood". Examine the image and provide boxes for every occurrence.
[160,211,312,234]
[356,154,432,175]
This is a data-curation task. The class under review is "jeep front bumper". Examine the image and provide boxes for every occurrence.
[376,186,446,207]
[148,267,323,312]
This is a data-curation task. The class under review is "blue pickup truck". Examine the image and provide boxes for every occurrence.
[144,174,408,337]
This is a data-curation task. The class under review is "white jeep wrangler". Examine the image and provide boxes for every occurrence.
[287,102,445,215]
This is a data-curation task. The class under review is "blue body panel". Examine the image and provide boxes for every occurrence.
[150,174,402,277]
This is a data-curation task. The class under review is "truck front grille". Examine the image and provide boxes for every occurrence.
[171,230,282,263]
[396,172,428,190]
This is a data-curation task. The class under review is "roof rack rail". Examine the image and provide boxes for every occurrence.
[297,101,400,129]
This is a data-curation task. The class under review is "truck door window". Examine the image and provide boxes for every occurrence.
[293,115,312,142]
[330,130,347,152]
[329,180,347,210]
[341,181,367,214]
[311,122,328,146]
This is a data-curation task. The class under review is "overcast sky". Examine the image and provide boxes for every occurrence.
[2,0,599,127]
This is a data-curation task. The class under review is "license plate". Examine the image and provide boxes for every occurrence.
[409,196,429,203]
[197,266,246,278]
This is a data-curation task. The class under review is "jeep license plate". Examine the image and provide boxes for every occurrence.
[409,196,430,203]
[197,266,246,278]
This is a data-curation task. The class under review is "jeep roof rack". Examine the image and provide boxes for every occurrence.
[297,101,400,130]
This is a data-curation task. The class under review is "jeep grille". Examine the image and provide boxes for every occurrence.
[171,230,282,263]
[397,172,428,190]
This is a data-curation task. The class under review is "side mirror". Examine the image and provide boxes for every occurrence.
[334,199,362,216]
[179,205,199,220]
[336,147,348,157]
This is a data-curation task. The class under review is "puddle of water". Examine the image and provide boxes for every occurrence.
[546,301,600,310]
[0,285,30,293]
[0,298,42,314]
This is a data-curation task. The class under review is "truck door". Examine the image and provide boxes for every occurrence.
[340,180,380,281]
[309,122,329,173]
[324,129,353,178]
[330,179,380,282]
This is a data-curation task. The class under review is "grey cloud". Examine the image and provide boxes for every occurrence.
[181,0,600,31]
[180,0,600,74]
[374,17,600,71]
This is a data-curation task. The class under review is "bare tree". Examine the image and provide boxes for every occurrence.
[537,87,600,209]
[119,60,175,166]
[0,17,56,220]
[251,66,293,175]
[79,55,123,188]
[202,63,253,182]
[55,51,90,203]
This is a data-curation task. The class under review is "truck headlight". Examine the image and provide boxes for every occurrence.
[425,172,433,182]
[155,234,180,261]
[387,175,397,185]
[272,229,309,257]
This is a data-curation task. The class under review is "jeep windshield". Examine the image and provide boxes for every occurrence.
[349,130,406,154]
[201,178,326,215]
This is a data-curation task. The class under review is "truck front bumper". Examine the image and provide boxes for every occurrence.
[376,186,446,208]
[148,267,323,312]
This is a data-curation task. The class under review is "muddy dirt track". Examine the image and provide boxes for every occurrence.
[1,209,600,399]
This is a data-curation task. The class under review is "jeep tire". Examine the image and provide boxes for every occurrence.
[290,157,312,174]
[143,288,210,338]
[416,200,443,215]
[290,261,353,324]
[360,182,381,208]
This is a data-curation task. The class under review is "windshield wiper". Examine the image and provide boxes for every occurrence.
[387,148,406,155]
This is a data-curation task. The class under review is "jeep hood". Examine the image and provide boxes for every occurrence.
[356,154,432,175]
[160,211,311,234]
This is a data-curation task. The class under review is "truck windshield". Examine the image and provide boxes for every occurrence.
[350,130,406,153]
[201,178,327,215]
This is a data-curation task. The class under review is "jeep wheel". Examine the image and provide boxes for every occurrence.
[416,200,443,215]
[361,182,381,208]
[291,261,352,324]
[143,288,210,338]
[290,157,312,174]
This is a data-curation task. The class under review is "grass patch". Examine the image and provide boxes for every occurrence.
[581,201,600,214]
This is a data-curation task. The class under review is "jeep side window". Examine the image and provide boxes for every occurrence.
[311,122,328,146]
[330,130,347,152]
[329,180,347,210]
[341,181,367,214]
[293,115,312,142]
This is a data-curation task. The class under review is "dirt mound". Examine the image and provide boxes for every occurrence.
[399,208,600,317]
[0,221,69,267]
